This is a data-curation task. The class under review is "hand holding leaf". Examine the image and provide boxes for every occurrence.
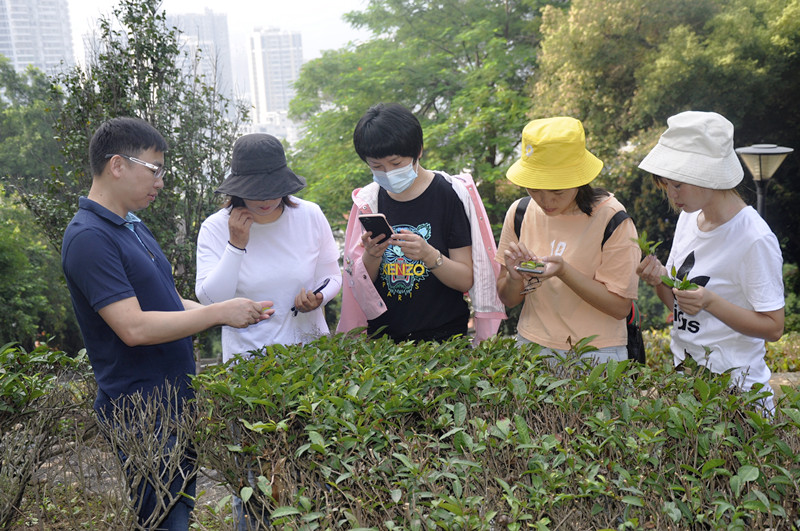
[520,259,545,269]
[631,231,663,256]
[661,265,699,290]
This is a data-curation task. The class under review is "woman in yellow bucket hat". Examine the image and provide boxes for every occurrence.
[496,117,640,363]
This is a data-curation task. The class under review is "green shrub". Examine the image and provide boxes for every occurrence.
[0,342,95,529]
[192,334,800,529]
[648,328,800,374]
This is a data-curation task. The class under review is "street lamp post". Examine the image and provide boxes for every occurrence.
[735,144,794,218]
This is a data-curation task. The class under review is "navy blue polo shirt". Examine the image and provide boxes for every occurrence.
[62,197,195,415]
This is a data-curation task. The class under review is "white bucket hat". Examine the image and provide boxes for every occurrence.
[638,111,743,189]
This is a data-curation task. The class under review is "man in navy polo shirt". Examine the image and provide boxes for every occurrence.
[62,117,274,530]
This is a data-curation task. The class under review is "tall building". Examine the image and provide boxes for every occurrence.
[0,0,74,73]
[166,9,236,102]
[248,27,303,123]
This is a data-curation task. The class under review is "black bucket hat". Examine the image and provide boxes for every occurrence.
[215,134,306,200]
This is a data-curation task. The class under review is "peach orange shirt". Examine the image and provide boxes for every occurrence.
[496,195,639,350]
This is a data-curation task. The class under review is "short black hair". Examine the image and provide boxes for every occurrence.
[352,103,424,162]
[89,117,168,177]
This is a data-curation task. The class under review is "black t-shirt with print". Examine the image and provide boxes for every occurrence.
[367,173,472,342]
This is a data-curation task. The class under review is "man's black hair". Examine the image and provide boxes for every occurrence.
[89,117,168,177]
[352,103,424,162]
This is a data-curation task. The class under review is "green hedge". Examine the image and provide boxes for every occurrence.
[192,334,800,529]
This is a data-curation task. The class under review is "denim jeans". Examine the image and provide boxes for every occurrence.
[116,434,197,530]
[231,468,270,530]
[515,334,627,364]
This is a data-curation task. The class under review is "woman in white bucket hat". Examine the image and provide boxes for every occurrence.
[637,111,784,408]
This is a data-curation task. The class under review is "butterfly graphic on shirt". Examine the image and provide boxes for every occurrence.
[672,251,710,334]
[674,251,710,288]
[381,223,432,297]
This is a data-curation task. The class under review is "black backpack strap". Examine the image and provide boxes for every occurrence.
[513,196,532,240]
[601,210,640,331]
[602,210,631,249]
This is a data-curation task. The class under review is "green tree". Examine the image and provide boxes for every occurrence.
[17,0,247,297]
[290,0,566,229]
[531,0,800,265]
[0,190,79,351]
[0,56,62,189]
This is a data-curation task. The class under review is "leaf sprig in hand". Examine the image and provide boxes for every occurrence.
[661,265,699,290]
[631,231,663,255]
[520,260,546,269]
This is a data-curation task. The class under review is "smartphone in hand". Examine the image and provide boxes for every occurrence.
[358,213,394,244]
[514,260,545,274]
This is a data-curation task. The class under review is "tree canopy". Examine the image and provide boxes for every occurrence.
[290,0,564,228]
[15,0,247,297]
[531,0,800,263]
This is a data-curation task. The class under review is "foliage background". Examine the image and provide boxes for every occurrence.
[1,0,799,350]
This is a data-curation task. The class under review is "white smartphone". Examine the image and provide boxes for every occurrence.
[358,213,395,244]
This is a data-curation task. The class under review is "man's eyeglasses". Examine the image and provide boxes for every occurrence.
[105,153,166,180]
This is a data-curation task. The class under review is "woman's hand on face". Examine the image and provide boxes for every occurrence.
[293,289,324,314]
[228,207,255,249]
[637,255,667,287]
[360,231,393,259]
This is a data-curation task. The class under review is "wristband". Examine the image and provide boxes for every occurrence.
[228,241,246,253]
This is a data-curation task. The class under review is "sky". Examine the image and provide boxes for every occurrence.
[67,0,372,63]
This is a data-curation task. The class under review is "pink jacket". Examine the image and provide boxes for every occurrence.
[336,172,506,344]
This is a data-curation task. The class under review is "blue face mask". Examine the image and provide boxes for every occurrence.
[371,161,418,193]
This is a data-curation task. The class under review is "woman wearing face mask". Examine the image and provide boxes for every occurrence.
[337,103,505,343]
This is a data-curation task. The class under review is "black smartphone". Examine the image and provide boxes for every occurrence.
[358,213,395,244]
[291,278,331,316]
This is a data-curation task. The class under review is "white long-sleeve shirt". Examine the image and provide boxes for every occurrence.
[196,198,341,361]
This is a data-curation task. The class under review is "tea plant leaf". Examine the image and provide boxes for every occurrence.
[393,453,416,471]
[738,465,760,483]
[514,414,531,445]
[301,512,325,522]
[693,378,711,402]
[391,489,402,503]
[701,459,727,476]
[510,377,527,397]
[356,378,374,400]
[622,495,644,507]
[240,486,253,503]
[631,231,663,255]
[662,502,682,522]
[454,402,467,427]
[586,363,605,386]
[440,427,465,440]
[271,506,302,517]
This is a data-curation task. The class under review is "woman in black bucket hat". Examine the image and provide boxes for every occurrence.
[195,133,341,362]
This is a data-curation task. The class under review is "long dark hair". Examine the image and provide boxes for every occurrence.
[574,184,611,215]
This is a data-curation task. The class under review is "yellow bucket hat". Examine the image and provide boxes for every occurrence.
[507,117,603,190]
